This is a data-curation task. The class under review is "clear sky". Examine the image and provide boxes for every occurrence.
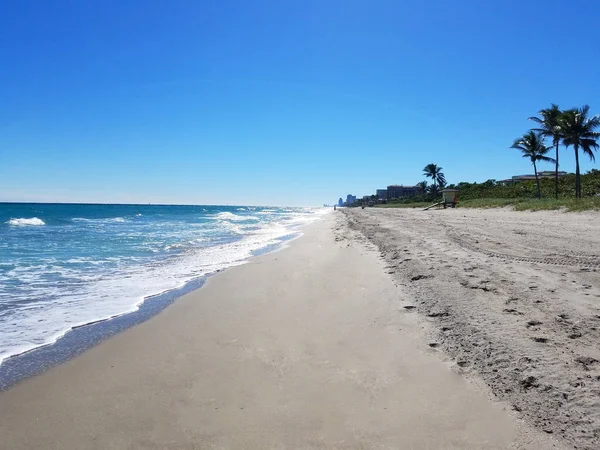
[1,0,599,206]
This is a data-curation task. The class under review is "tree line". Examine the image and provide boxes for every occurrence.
[353,106,599,207]
[515,104,600,199]
[421,105,599,201]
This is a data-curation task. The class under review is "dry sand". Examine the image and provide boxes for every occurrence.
[344,207,600,449]
[0,213,564,449]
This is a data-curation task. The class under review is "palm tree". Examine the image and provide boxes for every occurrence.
[510,131,556,199]
[422,164,446,191]
[417,180,428,194]
[560,105,600,199]
[529,104,563,199]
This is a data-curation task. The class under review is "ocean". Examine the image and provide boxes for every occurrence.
[0,203,325,366]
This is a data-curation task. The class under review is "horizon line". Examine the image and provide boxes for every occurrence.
[0,201,322,208]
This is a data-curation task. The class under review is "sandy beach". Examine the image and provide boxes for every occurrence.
[344,207,600,449]
[0,212,567,449]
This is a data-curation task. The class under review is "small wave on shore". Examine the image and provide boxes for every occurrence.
[0,204,326,366]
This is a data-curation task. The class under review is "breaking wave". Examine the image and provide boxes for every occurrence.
[7,217,46,226]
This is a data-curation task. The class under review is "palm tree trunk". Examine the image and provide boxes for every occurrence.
[534,160,541,199]
[574,144,581,199]
[554,138,559,200]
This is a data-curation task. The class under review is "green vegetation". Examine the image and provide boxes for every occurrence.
[448,104,600,210]
[560,106,600,198]
[529,104,563,199]
[422,163,446,192]
[457,198,524,209]
[528,104,600,199]
[374,170,600,210]
[458,197,600,212]
[361,104,600,211]
[452,170,600,200]
[451,170,600,211]
[510,131,555,199]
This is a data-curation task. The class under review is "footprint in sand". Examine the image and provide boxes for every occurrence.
[574,356,598,369]
[410,274,432,281]
[427,310,449,318]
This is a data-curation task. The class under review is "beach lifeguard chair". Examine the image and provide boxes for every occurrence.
[441,189,459,208]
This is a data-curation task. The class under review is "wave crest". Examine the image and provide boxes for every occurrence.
[214,212,258,222]
[7,217,46,226]
[72,217,127,224]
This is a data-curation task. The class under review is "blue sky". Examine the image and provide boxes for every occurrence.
[1,0,599,206]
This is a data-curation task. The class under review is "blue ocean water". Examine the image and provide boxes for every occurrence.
[0,203,325,364]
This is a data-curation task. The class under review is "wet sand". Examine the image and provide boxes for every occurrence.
[0,213,562,449]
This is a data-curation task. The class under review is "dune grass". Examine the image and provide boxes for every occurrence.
[371,197,600,212]
[458,197,600,212]
[457,198,523,209]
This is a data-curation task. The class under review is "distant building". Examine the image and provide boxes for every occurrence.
[376,189,387,200]
[498,171,568,185]
[386,185,421,200]
[338,198,343,207]
[539,171,567,177]
[346,194,357,205]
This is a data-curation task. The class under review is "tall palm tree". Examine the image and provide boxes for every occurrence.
[529,104,563,199]
[422,164,446,191]
[560,105,600,199]
[510,131,556,199]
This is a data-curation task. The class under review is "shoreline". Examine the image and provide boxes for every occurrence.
[0,230,303,391]
[0,212,563,449]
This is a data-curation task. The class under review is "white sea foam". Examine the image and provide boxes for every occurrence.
[219,221,246,234]
[213,211,258,222]
[72,217,127,223]
[164,238,206,251]
[7,217,46,226]
[0,207,327,365]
